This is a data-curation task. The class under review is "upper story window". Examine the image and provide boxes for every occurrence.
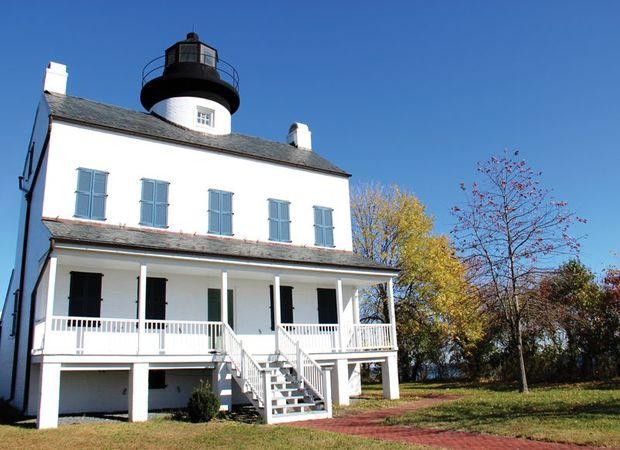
[268,199,291,242]
[68,272,103,318]
[208,189,233,236]
[75,168,108,221]
[196,107,214,128]
[314,206,334,247]
[140,179,169,228]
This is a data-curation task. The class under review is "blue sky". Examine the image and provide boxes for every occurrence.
[1,0,619,300]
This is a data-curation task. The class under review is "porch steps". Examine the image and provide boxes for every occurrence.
[230,356,328,423]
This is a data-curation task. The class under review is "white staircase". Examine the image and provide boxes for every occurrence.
[222,324,332,424]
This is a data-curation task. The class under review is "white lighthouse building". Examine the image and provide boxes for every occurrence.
[0,33,399,429]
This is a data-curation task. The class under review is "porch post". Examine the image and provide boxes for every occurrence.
[387,277,397,350]
[43,256,58,351]
[128,362,149,422]
[138,264,147,354]
[273,275,281,327]
[221,270,228,325]
[352,288,360,324]
[381,354,400,400]
[37,362,61,429]
[336,279,345,351]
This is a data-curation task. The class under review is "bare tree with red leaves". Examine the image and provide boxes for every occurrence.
[451,150,584,393]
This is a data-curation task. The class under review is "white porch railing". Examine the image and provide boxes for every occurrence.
[44,316,223,355]
[281,324,339,353]
[277,326,327,401]
[222,323,264,407]
[346,324,393,351]
[283,323,394,352]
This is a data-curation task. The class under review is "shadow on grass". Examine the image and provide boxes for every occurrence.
[171,405,262,425]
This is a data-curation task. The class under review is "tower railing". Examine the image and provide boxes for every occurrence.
[141,55,239,91]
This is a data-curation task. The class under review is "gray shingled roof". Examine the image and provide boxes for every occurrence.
[43,219,396,272]
[44,92,350,177]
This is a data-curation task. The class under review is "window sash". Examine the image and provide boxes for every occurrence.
[140,179,169,228]
[75,168,107,220]
[208,190,233,235]
[268,200,291,242]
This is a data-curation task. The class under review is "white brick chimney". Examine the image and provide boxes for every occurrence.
[43,62,68,95]
[287,123,312,150]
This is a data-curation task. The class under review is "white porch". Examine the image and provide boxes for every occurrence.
[30,246,399,428]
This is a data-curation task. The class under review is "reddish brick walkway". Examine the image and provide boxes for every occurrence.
[285,396,603,449]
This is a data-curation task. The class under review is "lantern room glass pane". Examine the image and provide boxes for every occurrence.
[165,48,176,66]
[178,43,198,62]
[200,45,216,67]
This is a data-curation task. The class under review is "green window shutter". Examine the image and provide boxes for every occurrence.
[207,288,234,328]
[314,206,334,247]
[268,200,279,240]
[314,206,324,246]
[221,192,233,236]
[208,190,220,234]
[75,169,107,220]
[209,190,233,235]
[140,179,155,225]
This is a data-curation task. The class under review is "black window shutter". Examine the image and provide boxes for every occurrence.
[146,278,166,320]
[269,285,294,330]
[69,272,102,318]
[317,288,338,324]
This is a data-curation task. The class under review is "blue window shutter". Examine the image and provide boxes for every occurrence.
[221,191,233,235]
[91,172,107,220]
[280,202,290,242]
[154,181,168,228]
[314,207,324,246]
[75,169,92,218]
[208,190,220,234]
[324,209,334,247]
[140,180,155,225]
[268,200,278,240]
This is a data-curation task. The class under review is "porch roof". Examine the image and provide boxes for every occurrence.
[43,219,398,273]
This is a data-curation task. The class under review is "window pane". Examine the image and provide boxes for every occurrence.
[209,190,220,212]
[200,45,216,67]
[91,196,106,220]
[165,48,176,66]
[178,43,198,62]
[77,170,92,193]
[221,192,232,213]
[93,172,107,195]
[155,204,168,227]
[141,202,154,225]
[155,182,168,204]
[208,210,220,234]
[221,213,232,235]
[269,219,278,241]
[75,193,90,217]
[142,180,155,202]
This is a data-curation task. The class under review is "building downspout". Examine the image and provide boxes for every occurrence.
[22,247,52,414]
[9,116,52,404]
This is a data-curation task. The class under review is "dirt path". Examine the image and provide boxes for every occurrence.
[284,396,604,449]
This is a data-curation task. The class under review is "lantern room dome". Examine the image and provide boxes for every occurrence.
[140,33,240,114]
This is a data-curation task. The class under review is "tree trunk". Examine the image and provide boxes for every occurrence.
[515,320,529,393]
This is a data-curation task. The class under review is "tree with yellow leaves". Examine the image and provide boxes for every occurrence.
[351,183,483,380]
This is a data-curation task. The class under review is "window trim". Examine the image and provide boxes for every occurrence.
[313,205,335,248]
[196,106,215,128]
[74,168,109,221]
[139,178,170,229]
[208,189,234,236]
[268,198,292,243]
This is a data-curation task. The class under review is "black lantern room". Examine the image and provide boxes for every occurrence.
[140,32,240,114]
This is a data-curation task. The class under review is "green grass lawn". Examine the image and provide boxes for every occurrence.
[378,380,620,448]
[0,416,417,450]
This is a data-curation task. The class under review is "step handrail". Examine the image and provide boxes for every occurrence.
[222,323,265,406]
[276,325,326,400]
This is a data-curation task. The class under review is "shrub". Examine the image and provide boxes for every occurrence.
[187,380,220,423]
